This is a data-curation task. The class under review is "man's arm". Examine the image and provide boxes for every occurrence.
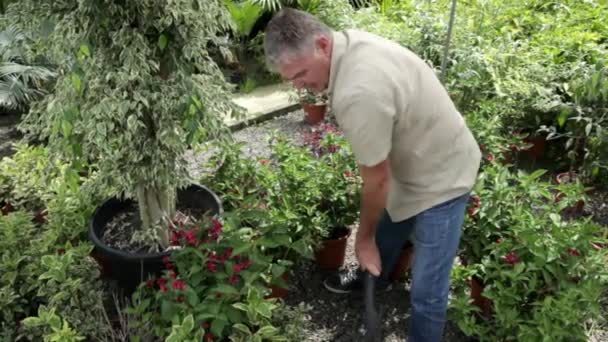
[357,159,390,241]
[355,159,391,276]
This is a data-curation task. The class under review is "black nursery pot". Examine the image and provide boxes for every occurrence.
[89,184,222,296]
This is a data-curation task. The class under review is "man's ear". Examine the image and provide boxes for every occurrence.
[315,35,331,57]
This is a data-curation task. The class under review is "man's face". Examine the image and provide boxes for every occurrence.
[277,35,332,93]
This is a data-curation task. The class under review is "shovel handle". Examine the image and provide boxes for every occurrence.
[363,272,382,342]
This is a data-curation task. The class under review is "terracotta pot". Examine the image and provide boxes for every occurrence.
[302,103,326,125]
[0,201,14,215]
[266,272,289,299]
[469,277,492,317]
[314,228,350,270]
[389,243,415,281]
[521,136,546,159]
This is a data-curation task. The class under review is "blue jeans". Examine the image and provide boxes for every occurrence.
[375,193,469,342]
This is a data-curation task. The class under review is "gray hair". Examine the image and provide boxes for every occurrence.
[264,8,332,71]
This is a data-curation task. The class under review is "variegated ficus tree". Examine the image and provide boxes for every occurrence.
[6,1,242,251]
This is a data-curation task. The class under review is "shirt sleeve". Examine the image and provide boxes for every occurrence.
[332,83,395,167]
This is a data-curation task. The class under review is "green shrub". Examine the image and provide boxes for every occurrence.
[451,163,608,341]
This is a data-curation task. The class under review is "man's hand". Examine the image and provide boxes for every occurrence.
[355,236,382,276]
[355,159,390,277]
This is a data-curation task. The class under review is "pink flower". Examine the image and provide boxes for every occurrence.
[567,248,581,256]
[184,229,198,246]
[157,278,167,292]
[503,251,520,265]
[172,280,186,290]
[485,154,495,162]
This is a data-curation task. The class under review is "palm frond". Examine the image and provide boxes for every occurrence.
[0,62,56,83]
[0,24,26,49]
[248,0,296,12]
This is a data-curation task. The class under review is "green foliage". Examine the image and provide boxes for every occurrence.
[0,211,111,341]
[0,143,106,242]
[7,0,244,249]
[127,211,292,341]
[0,24,55,113]
[451,162,608,341]
[21,306,85,342]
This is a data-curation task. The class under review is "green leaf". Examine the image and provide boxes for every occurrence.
[257,325,279,337]
[70,73,81,93]
[79,44,91,58]
[211,317,228,337]
[161,300,179,321]
[182,314,195,332]
[186,290,199,307]
[214,284,239,295]
[233,323,251,335]
[557,109,569,128]
[158,34,168,51]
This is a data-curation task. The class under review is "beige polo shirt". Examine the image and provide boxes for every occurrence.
[328,29,482,222]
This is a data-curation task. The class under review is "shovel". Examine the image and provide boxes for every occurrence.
[363,271,383,341]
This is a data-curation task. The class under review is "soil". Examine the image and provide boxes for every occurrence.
[100,204,210,254]
[0,113,22,159]
[281,224,473,342]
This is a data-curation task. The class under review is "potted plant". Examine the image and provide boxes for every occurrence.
[291,87,328,125]
[127,209,292,340]
[300,124,361,269]
[12,0,243,294]
[451,163,606,341]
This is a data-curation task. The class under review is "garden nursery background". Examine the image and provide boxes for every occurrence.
[0,0,607,341]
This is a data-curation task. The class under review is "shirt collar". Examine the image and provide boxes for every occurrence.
[327,30,348,99]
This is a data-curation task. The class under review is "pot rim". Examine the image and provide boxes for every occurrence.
[88,183,222,260]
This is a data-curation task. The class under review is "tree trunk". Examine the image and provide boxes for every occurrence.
[136,184,176,248]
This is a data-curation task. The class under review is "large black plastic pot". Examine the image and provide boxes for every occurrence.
[89,184,222,295]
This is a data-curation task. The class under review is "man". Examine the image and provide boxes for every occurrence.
[263,8,481,342]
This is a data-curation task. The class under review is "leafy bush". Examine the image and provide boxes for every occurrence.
[451,163,608,341]
[127,211,292,341]
[0,211,111,341]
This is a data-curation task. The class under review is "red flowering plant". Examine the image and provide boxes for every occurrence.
[450,162,608,341]
[126,209,292,341]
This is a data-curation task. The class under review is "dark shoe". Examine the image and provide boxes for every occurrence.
[323,269,391,294]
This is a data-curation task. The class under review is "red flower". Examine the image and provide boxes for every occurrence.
[162,256,171,265]
[260,159,270,165]
[503,251,520,265]
[170,231,180,244]
[225,248,233,259]
[567,248,581,257]
[172,280,186,290]
[233,259,252,273]
[146,279,155,288]
[184,229,198,246]
[205,333,215,341]
[157,278,168,292]
[169,272,177,279]
[485,154,495,162]
[207,261,217,273]
[230,275,240,285]
[343,170,353,178]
